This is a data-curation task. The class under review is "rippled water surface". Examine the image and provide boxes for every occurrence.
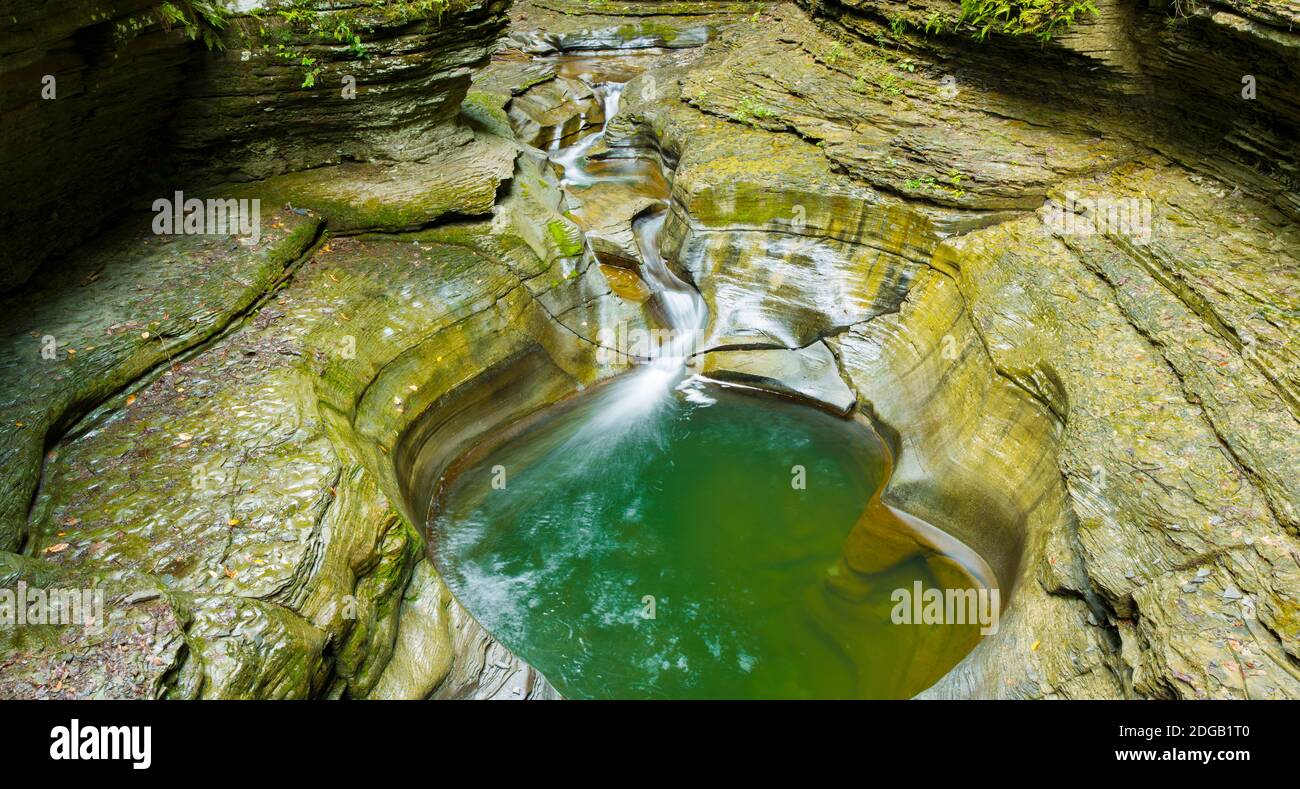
[428,47,993,699]
[430,381,991,699]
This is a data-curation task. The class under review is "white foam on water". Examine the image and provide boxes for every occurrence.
[676,375,718,407]
[547,70,709,423]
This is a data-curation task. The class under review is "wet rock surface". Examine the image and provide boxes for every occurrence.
[699,341,856,414]
[596,0,1300,698]
[3,0,1299,699]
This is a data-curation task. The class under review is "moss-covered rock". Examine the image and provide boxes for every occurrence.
[171,0,513,184]
[608,2,1300,699]
[0,208,321,554]
[5,0,1298,703]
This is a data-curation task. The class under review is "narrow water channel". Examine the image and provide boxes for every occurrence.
[427,50,998,699]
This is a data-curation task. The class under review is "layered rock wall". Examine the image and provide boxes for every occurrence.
[0,0,191,290]
[0,0,511,292]
[797,0,1300,216]
[613,2,1300,698]
[4,0,1298,701]
[171,0,511,184]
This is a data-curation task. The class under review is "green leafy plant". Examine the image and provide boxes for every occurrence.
[252,1,457,87]
[905,171,969,198]
[153,1,460,87]
[155,1,230,50]
[736,95,778,122]
[957,0,1099,42]
[924,12,950,36]
[945,169,967,198]
[389,0,453,24]
[274,46,322,87]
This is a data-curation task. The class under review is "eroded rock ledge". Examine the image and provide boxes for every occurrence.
[3,0,1298,700]
[607,0,1300,698]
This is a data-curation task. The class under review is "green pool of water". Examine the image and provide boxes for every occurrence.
[430,374,991,699]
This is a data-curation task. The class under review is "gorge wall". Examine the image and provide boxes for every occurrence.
[2,0,1298,700]
[0,0,509,291]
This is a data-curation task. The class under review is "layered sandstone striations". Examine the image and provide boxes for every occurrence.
[2,0,1298,700]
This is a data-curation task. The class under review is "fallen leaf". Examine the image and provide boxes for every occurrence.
[44,543,70,554]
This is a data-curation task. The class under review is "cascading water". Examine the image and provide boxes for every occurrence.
[550,82,622,188]
[425,51,998,699]
[547,67,708,420]
[632,208,707,363]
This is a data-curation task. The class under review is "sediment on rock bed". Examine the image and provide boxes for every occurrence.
[1,0,1298,700]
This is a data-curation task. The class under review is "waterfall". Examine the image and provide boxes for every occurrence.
[632,208,707,366]
[549,82,622,188]
[546,70,709,419]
